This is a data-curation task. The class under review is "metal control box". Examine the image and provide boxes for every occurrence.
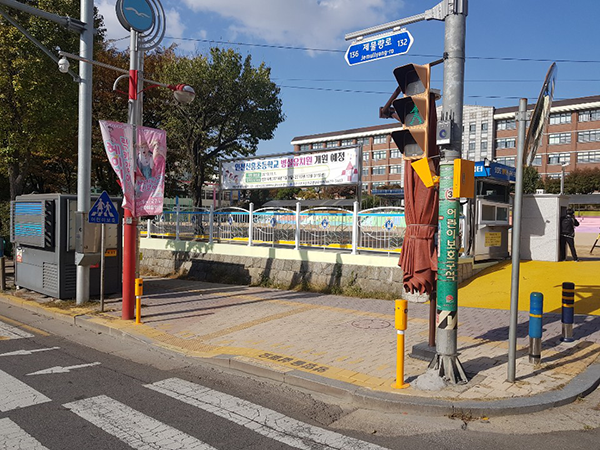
[11,194,122,299]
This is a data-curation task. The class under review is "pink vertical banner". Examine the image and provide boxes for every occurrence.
[99,120,135,213]
[135,126,167,216]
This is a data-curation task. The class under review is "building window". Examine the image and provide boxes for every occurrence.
[362,183,370,191]
[373,135,387,144]
[372,150,387,160]
[372,166,386,175]
[495,138,516,149]
[578,129,600,143]
[548,152,570,165]
[312,142,324,149]
[390,148,402,159]
[578,109,600,122]
[299,144,309,151]
[548,132,571,145]
[481,122,488,132]
[469,123,476,134]
[496,157,515,167]
[496,118,516,131]
[531,155,542,166]
[389,164,402,174]
[546,173,561,179]
[326,140,338,148]
[372,181,386,189]
[481,140,488,152]
[549,112,571,125]
[357,137,371,146]
[577,150,600,163]
[341,139,353,146]
[468,141,476,151]
[467,150,475,161]
[362,168,369,177]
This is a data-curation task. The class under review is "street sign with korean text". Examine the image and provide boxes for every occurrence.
[345,30,414,66]
[89,191,119,225]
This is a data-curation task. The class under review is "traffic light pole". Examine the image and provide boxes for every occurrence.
[430,5,468,384]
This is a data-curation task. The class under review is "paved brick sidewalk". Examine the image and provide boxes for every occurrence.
[89,277,600,402]
[2,273,600,415]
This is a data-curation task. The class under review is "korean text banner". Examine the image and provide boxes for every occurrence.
[221,147,360,190]
[99,120,168,217]
[99,120,135,212]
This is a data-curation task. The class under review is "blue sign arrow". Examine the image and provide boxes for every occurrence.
[89,191,119,224]
[345,30,414,66]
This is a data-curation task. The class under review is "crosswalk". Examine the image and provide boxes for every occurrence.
[0,318,389,450]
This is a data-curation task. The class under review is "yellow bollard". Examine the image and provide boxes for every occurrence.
[393,299,409,389]
[135,278,143,324]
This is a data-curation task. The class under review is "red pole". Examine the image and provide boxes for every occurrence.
[122,211,136,320]
[122,66,139,320]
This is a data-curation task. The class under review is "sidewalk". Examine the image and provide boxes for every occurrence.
[2,270,600,417]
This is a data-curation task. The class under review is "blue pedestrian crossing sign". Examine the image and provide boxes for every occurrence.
[89,191,119,224]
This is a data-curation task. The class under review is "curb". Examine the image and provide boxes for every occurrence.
[1,293,599,417]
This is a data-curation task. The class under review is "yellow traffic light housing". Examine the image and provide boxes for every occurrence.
[388,63,434,161]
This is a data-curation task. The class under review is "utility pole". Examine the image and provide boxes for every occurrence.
[346,0,468,384]
[430,0,469,384]
[75,0,94,306]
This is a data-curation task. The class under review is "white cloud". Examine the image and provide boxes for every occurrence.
[96,0,128,46]
[181,0,404,49]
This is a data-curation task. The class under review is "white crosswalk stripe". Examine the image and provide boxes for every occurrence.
[146,378,389,450]
[0,321,34,340]
[0,369,51,412]
[63,395,218,450]
[0,418,49,450]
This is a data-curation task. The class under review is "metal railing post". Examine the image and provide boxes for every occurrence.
[209,205,214,245]
[295,202,301,250]
[248,203,254,246]
[352,201,359,255]
[146,219,151,239]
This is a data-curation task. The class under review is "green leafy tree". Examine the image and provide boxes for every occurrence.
[543,177,561,194]
[523,166,542,194]
[0,1,105,199]
[564,168,600,194]
[157,48,284,207]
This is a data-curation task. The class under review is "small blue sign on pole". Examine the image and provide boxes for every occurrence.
[345,30,414,66]
[89,191,119,224]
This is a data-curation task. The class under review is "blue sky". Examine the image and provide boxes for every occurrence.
[97,0,600,156]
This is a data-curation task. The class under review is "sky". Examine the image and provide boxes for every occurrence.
[96,0,600,156]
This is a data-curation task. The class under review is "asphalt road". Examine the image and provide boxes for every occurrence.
[1,302,600,450]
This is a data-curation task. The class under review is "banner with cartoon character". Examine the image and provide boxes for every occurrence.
[135,126,167,216]
[99,120,167,217]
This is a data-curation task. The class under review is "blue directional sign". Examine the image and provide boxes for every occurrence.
[345,30,414,66]
[89,191,119,224]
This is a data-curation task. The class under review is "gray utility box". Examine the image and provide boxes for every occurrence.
[11,194,122,299]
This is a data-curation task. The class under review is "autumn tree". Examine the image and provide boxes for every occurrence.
[157,48,284,207]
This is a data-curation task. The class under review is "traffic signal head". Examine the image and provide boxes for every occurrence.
[388,63,434,160]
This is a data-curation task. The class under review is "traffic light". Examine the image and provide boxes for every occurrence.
[388,64,435,160]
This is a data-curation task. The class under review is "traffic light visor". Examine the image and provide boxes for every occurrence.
[391,129,427,160]
[393,64,430,96]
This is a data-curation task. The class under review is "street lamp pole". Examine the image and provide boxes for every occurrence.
[122,29,140,320]
[75,0,94,306]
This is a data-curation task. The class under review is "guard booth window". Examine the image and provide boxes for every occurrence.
[476,180,509,203]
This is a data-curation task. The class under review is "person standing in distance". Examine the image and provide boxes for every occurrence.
[560,208,580,262]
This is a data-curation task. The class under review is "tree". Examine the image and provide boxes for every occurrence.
[0,0,105,200]
[157,48,284,207]
[564,168,600,194]
[523,166,542,194]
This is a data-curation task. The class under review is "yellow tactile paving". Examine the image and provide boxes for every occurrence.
[458,260,600,314]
